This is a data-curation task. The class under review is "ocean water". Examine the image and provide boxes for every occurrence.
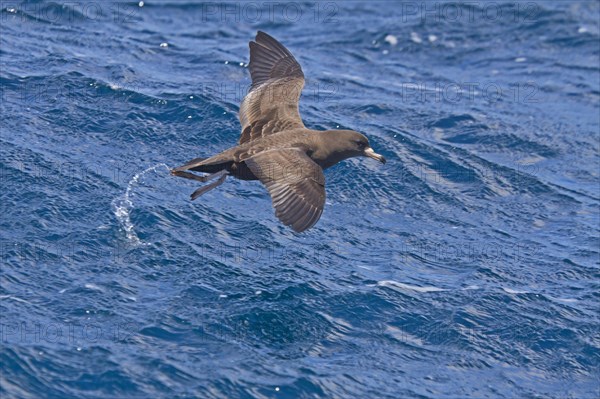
[1,1,599,398]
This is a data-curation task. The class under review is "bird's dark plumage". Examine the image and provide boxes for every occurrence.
[171,31,386,232]
[241,31,306,145]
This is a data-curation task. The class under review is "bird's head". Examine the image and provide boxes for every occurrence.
[324,130,386,165]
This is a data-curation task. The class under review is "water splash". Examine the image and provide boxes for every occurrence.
[112,163,170,246]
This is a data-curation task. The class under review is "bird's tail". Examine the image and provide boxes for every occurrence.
[171,155,234,174]
[171,157,208,172]
[171,157,231,199]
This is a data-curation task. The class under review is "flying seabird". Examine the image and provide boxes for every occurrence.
[171,31,386,232]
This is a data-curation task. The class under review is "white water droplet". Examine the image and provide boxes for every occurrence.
[428,34,438,42]
[138,1,144,7]
[410,32,422,44]
[187,115,192,119]
[84,283,102,291]
[384,34,398,46]
[112,163,171,246]
[160,42,168,48]
[189,95,194,99]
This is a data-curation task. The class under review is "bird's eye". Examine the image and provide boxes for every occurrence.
[356,141,366,148]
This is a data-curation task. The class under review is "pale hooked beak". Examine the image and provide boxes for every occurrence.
[364,147,386,164]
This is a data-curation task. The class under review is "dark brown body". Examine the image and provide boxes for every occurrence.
[171,31,385,232]
[186,129,365,181]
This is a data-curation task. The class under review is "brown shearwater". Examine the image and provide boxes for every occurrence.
[171,31,386,232]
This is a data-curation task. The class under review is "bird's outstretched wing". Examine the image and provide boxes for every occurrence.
[244,148,325,232]
[239,31,305,145]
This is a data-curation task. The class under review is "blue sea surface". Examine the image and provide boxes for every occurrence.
[1,1,599,398]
